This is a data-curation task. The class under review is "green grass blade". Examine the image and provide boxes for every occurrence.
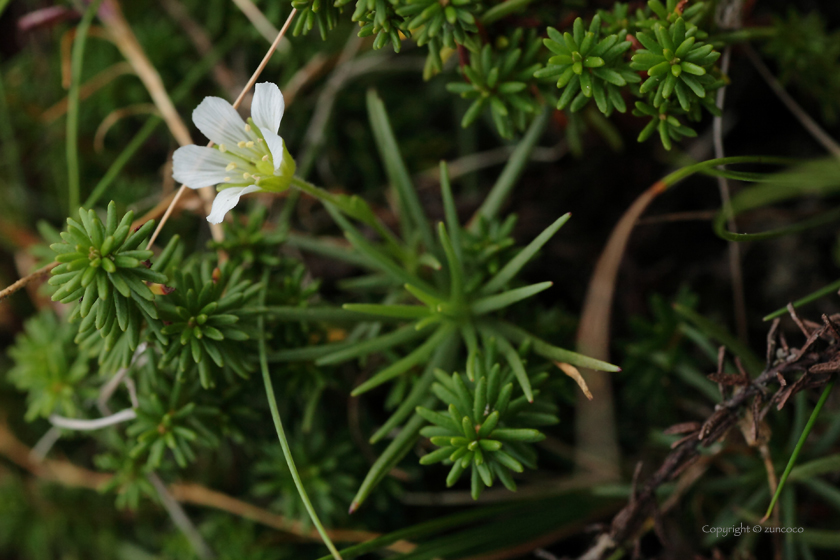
[800,478,840,514]
[469,108,550,231]
[243,305,407,323]
[370,333,457,443]
[798,528,840,549]
[471,282,553,315]
[66,0,104,214]
[492,320,621,372]
[351,326,453,396]
[763,278,840,321]
[660,155,796,187]
[672,303,763,375]
[342,304,431,320]
[367,89,435,250]
[342,225,438,295]
[482,213,571,294]
[789,454,840,482]
[285,233,375,269]
[481,0,534,24]
[715,205,840,242]
[257,271,343,560]
[437,223,464,301]
[484,326,533,402]
[267,341,356,362]
[438,161,463,264]
[764,380,835,521]
[405,284,445,307]
[349,408,428,513]
[316,323,429,365]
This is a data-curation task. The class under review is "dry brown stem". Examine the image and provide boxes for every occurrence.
[575,180,667,480]
[0,421,413,551]
[0,263,58,303]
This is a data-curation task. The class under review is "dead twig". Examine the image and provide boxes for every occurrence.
[0,263,58,302]
[576,315,838,559]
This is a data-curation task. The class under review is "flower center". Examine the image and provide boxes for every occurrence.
[217,120,275,186]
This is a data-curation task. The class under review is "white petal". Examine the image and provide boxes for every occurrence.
[206,185,263,224]
[172,145,232,189]
[192,96,248,147]
[262,131,286,172]
[251,82,284,134]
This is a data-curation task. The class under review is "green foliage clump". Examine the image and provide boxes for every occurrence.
[158,260,259,388]
[127,387,220,470]
[347,0,407,52]
[630,17,721,112]
[417,345,558,499]
[7,311,90,421]
[536,2,722,149]
[291,0,341,40]
[449,30,543,139]
[536,15,639,115]
[49,202,167,346]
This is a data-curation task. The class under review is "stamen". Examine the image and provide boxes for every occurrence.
[225,162,237,171]
[261,155,269,161]
[245,124,251,132]
[242,172,251,179]
[237,141,247,148]
[224,177,231,182]
[246,141,255,148]
[219,144,227,152]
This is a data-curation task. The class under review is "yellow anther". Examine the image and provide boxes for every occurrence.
[219,144,227,152]
[225,162,237,171]
[245,124,251,132]
[243,172,251,179]
[261,155,269,161]
[224,177,231,182]
[237,141,247,148]
[246,141,255,148]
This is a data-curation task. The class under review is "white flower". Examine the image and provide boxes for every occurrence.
[172,82,296,224]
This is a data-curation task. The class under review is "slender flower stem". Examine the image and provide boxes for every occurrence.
[257,270,343,560]
[146,8,298,249]
[763,379,835,521]
[66,0,104,214]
